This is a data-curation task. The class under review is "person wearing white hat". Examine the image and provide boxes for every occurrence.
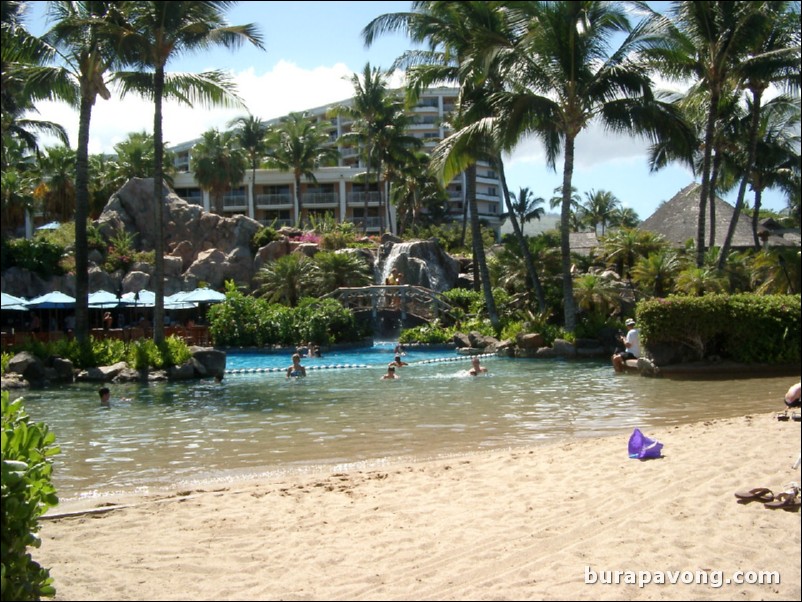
[612,318,640,372]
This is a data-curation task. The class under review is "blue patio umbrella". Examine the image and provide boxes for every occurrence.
[26,291,76,309]
[88,290,132,309]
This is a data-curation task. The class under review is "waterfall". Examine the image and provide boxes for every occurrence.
[377,240,459,292]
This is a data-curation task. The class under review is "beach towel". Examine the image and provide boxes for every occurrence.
[628,428,663,460]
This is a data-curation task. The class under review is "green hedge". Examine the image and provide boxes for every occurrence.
[1,392,59,601]
[637,294,801,364]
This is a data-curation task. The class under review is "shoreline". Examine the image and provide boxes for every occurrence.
[36,410,800,601]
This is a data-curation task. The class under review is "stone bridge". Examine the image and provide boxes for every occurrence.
[325,285,455,323]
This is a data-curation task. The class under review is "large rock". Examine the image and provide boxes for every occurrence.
[98,178,262,289]
[378,239,460,292]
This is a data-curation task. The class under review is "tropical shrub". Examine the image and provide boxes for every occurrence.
[398,322,454,344]
[2,238,65,279]
[1,391,59,601]
[637,294,800,364]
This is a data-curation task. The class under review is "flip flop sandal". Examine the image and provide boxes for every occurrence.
[764,492,801,512]
[777,412,790,421]
[734,487,774,503]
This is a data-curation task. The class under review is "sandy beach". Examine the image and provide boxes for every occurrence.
[36,410,800,601]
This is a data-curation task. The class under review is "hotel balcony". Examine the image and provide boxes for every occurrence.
[347,191,383,207]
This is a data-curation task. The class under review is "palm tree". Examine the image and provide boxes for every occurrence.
[581,189,621,236]
[631,249,681,297]
[608,205,640,230]
[647,1,775,267]
[573,273,621,316]
[598,227,667,280]
[34,144,76,223]
[1,0,71,163]
[364,2,512,328]
[492,1,693,332]
[255,253,318,307]
[228,113,269,214]
[675,265,728,296]
[334,63,393,233]
[506,187,545,228]
[34,1,130,344]
[313,250,374,295]
[265,111,338,225]
[373,102,423,233]
[192,128,247,214]
[716,2,800,267]
[115,1,264,344]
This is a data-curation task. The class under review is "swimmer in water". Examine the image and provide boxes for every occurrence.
[286,353,307,378]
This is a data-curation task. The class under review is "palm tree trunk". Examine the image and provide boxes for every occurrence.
[152,67,166,346]
[467,163,499,331]
[718,89,764,268]
[74,95,93,345]
[496,156,546,312]
[561,136,578,333]
[709,149,723,247]
[751,188,764,249]
[294,174,303,226]
[696,87,720,267]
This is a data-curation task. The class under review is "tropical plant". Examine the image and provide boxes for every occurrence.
[573,273,621,316]
[506,186,546,228]
[115,0,264,345]
[255,253,318,307]
[490,1,693,332]
[228,113,270,208]
[265,111,339,223]
[1,391,60,601]
[646,1,785,267]
[580,189,621,236]
[675,265,728,296]
[631,248,681,297]
[333,63,393,233]
[313,250,374,295]
[192,127,247,214]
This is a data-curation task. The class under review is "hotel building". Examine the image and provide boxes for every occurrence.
[169,87,504,236]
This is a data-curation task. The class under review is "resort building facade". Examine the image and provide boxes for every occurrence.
[169,87,505,235]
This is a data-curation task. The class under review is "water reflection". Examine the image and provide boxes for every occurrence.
[19,357,793,499]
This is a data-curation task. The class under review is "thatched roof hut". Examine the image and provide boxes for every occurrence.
[640,182,758,249]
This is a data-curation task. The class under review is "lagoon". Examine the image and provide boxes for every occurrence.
[18,343,792,501]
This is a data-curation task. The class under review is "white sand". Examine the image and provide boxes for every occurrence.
[37,411,801,601]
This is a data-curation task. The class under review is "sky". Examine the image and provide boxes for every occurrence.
[23,0,791,222]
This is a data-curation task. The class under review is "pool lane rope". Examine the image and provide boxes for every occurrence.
[225,353,496,376]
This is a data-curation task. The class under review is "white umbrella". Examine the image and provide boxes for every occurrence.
[88,290,131,309]
[178,287,227,304]
[1,292,29,311]
[122,290,155,307]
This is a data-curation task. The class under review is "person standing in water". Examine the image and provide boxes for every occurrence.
[286,353,307,378]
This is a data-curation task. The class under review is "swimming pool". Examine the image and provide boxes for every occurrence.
[18,348,793,500]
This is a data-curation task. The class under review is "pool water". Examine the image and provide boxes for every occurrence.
[18,346,793,501]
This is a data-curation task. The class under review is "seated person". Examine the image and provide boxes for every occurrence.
[469,356,488,376]
[286,353,307,378]
[612,318,640,372]
[784,382,801,409]
[381,364,399,380]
